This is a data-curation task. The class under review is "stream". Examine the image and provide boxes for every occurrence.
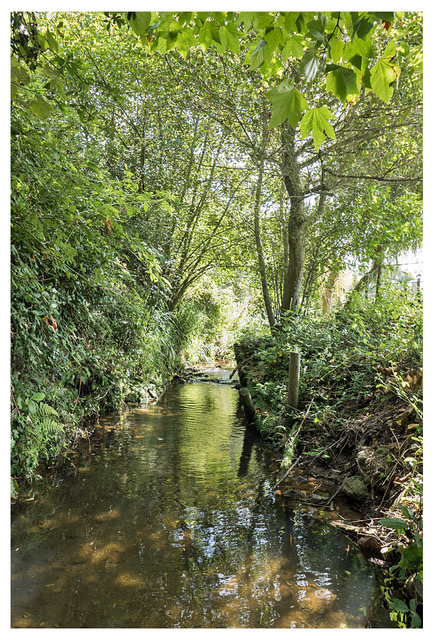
[11,369,389,628]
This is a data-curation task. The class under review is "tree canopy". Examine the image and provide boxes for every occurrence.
[10,10,422,480]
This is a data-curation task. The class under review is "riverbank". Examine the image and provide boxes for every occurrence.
[233,333,423,629]
[11,374,385,629]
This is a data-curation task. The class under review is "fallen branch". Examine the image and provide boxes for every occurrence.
[271,455,303,491]
[271,401,313,490]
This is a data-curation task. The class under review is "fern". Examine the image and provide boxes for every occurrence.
[34,402,59,418]
[29,403,63,440]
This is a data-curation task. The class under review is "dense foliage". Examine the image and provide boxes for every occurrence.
[234,284,422,627]
[10,12,422,625]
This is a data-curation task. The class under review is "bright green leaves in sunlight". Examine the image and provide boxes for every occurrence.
[300,49,321,82]
[219,23,240,54]
[29,95,53,119]
[266,80,307,129]
[370,41,401,103]
[126,12,152,39]
[116,10,406,150]
[300,106,336,151]
[326,65,359,103]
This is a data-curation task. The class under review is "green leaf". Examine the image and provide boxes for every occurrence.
[175,28,196,57]
[31,392,46,402]
[326,66,359,103]
[198,20,214,50]
[371,12,395,22]
[300,49,320,81]
[155,36,167,54]
[329,38,344,63]
[127,12,151,37]
[256,12,275,30]
[351,16,374,40]
[392,598,409,613]
[250,39,269,68]
[379,517,408,530]
[411,611,422,628]
[44,30,59,52]
[284,13,300,32]
[238,12,256,31]
[29,96,53,119]
[266,80,308,129]
[264,27,284,55]
[300,106,335,150]
[281,34,304,60]
[370,42,400,103]
[11,63,31,86]
[220,23,240,54]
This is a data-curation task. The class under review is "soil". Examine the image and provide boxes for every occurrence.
[233,347,423,627]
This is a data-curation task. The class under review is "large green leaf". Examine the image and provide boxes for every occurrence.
[300,48,320,81]
[127,12,151,37]
[281,34,304,60]
[351,15,375,40]
[238,12,256,31]
[266,79,308,129]
[175,28,197,58]
[370,41,400,103]
[256,12,275,30]
[11,62,31,86]
[300,105,336,150]
[371,12,395,22]
[326,65,359,103]
[198,20,215,50]
[329,38,344,63]
[31,392,45,402]
[379,517,408,530]
[264,27,284,55]
[250,39,269,68]
[29,96,53,119]
[220,23,240,54]
[392,598,410,614]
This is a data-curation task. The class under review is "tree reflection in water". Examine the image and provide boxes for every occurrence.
[11,379,378,628]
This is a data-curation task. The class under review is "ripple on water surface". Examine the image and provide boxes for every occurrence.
[11,379,383,628]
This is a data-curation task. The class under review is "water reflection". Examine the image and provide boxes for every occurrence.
[12,379,379,628]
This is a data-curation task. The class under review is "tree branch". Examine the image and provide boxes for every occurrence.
[323,169,422,183]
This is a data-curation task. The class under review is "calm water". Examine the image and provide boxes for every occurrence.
[11,372,381,628]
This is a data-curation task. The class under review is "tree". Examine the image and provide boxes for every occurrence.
[118,11,405,132]
[11,10,422,321]
[136,11,421,325]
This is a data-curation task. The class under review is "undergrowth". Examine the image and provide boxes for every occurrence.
[235,286,423,628]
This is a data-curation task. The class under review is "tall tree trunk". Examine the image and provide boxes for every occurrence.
[251,112,275,328]
[253,148,275,329]
[345,248,383,307]
[321,271,339,314]
[375,264,382,301]
[280,123,307,315]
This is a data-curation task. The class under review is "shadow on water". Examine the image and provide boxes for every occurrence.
[11,376,388,628]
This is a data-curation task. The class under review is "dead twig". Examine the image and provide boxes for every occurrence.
[272,455,303,491]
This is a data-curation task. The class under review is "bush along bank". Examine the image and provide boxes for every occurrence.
[10,273,187,498]
[234,299,423,628]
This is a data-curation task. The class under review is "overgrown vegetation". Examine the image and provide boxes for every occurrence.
[11,10,422,628]
[234,285,422,627]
